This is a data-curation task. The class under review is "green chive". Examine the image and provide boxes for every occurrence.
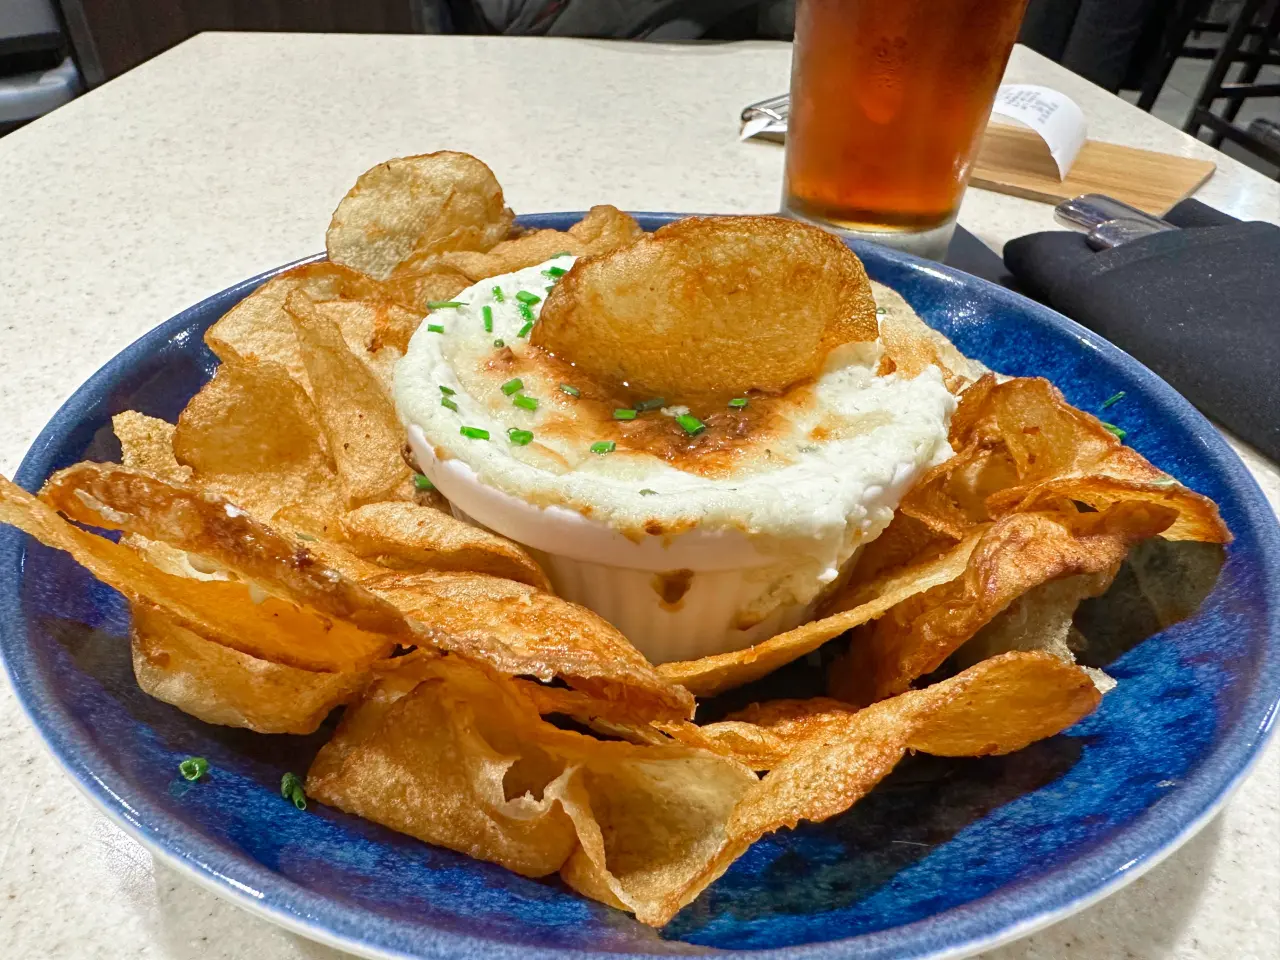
[517,302,536,323]
[552,251,571,258]
[613,408,637,420]
[515,290,541,306]
[413,473,434,491]
[1101,391,1126,409]
[426,323,445,334]
[542,266,568,279]
[513,395,539,411]
[676,414,706,436]
[501,377,524,396]
[876,307,887,315]
[493,338,506,348]
[296,531,318,542]
[639,488,658,496]
[178,757,208,782]
[439,384,456,396]
[460,426,490,440]
[728,397,749,409]
[517,321,534,338]
[1101,422,1126,440]
[426,300,464,309]
[508,428,534,446]
[634,397,666,412]
[590,441,616,455]
[559,384,580,397]
[441,397,459,412]
[482,305,493,333]
[492,286,505,302]
[546,285,556,294]
[280,772,307,811]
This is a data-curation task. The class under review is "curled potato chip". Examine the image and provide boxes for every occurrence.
[40,461,409,636]
[404,205,645,283]
[829,503,1175,707]
[173,352,343,525]
[903,376,1230,543]
[112,412,193,484]
[340,501,550,590]
[131,603,368,734]
[659,530,982,697]
[286,291,410,506]
[871,281,987,391]
[326,152,514,280]
[363,570,695,721]
[532,216,878,403]
[307,654,582,877]
[0,475,392,672]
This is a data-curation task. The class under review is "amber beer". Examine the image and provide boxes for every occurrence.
[783,0,1029,254]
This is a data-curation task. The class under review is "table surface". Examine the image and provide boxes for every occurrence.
[0,32,1277,960]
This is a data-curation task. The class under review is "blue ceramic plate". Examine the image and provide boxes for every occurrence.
[2,214,1278,960]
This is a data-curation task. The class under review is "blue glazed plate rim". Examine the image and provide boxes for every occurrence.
[1,212,1277,960]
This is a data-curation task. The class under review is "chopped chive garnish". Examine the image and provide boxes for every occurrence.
[876,307,887,315]
[492,286,505,302]
[296,531,318,542]
[460,426,490,440]
[635,397,666,412]
[676,413,706,436]
[517,302,536,323]
[513,395,539,411]
[280,772,307,811]
[552,251,571,257]
[426,300,464,309]
[542,266,568,278]
[517,320,534,338]
[1101,391,1126,409]
[178,757,208,781]
[413,473,435,491]
[439,384,456,396]
[1101,422,1126,440]
[482,305,493,333]
[508,428,534,446]
[493,338,506,348]
[426,323,445,334]
[515,290,541,305]
[501,377,524,396]
[639,488,658,496]
[441,397,459,412]
[614,408,637,420]
[559,384,580,397]
[590,440,616,455]
[546,285,556,294]
[728,397,749,409]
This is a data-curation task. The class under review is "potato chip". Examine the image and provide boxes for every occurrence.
[111,412,192,484]
[727,652,1100,849]
[362,570,695,721]
[532,216,879,403]
[205,261,382,393]
[903,376,1230,543]
[40,461,409,636]
[659,530,982,697]
[829,503,1176,707]
[871,281,986,391]
[173,352,343,525]
[403,205,645,283]
[325,152,515,280]
[286,291,411,506]
[340,501,551,590]
[0,475,392,671]
[131,603,368,734]
[307,655,582,878]
[379,262,473,314]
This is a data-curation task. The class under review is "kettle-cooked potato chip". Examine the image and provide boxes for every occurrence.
[326,152,515,280]
[532,216,878,404]
[112,411,193,484]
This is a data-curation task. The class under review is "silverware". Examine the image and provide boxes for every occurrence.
[1054,194,1177,250]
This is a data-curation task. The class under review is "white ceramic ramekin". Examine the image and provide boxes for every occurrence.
[407,425,838,665]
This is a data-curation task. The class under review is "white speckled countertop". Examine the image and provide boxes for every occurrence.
[0,32,1276,960]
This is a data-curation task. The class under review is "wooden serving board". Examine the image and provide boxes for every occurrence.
[971,123,1216,216]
